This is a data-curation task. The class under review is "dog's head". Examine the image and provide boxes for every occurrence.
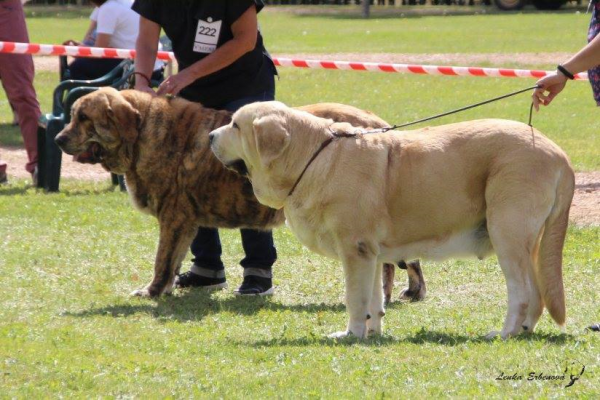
[54,87,141,174]
[210,101,326,209]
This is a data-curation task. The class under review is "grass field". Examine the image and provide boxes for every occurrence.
[1,7,599,398]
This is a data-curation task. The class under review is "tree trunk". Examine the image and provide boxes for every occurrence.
[362,0,370,18]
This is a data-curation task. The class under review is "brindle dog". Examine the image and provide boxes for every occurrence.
[55,87,425,299]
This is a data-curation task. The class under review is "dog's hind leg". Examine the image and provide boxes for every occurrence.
[399,260,426,302]
[368,263,385,335]
[382,263,395,305]
[522,228,545,333]
[486,204,551,339]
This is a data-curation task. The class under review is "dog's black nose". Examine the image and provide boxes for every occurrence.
[54,135,68,147]
[208,132,215,145]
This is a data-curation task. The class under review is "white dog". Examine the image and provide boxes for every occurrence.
[210,101,574,339]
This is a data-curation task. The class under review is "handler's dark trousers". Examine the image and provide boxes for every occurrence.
[190,84,277,278]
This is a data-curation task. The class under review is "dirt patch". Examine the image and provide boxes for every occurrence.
[2,145,598,227]
[1,146,108,182]
[570,171,600,227]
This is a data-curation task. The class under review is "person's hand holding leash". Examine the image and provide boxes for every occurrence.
[532,71,568,111]
[532,32,600,111]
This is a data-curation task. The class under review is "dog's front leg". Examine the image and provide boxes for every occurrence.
[131,220,196,298]
[329,244,378,339]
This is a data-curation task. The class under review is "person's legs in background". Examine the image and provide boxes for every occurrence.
[177,227,228,290]
[237,229,277,295]
[177,76,277,295]
[0,0,41,182]
[0,159,7,184]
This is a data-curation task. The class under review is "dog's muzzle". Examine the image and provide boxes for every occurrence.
[73,142,104,164]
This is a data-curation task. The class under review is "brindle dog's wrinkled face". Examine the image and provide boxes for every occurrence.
[55,87,140,173]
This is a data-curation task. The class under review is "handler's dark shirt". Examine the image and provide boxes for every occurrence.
[132,0,275,108]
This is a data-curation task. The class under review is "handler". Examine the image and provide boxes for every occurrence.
[132,0,278,295]
[532,0,600,332]
[0,0,41,185]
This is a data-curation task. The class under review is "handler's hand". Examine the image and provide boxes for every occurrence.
[63,39,81,46]
[156,70,196,96]
[532,72,568,111]
[135,83,157,97]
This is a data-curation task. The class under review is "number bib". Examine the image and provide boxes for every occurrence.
[194,18,222,54]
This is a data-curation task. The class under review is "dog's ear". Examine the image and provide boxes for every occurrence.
[104,89,141,144]
[252,114,290,167]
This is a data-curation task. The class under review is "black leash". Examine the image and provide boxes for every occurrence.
[287,130,357,197]
[363,84,540,134]
[287,85,539,198]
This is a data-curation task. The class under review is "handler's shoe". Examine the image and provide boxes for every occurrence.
[175,271,227,290]
[235,275,274,296]
[589,323,600,332]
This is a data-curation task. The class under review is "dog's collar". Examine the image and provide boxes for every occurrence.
[287,126,358,198]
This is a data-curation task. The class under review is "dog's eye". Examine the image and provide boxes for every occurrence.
[232,122,239,130]
[78,113,89,122]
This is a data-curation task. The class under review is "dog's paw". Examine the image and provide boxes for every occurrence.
[366,324,382,336]
[399,287,426,302]
[485,330,501,340]
[485,329,520,340]
[130,287,153,298]
[327,330,354,339]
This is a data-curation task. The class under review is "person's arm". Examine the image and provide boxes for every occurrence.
[157,5,258,96]
[533,34,600,110]
[63,20,96,46]
[134,16,161,95]
[93,33,111,49]
[83,20,97,44]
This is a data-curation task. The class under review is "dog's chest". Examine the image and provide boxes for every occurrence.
[284,209,339,259]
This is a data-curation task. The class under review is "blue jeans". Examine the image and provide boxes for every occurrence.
[190,83,277,278]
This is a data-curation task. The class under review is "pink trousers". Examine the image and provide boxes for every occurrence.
[0,0,41,175]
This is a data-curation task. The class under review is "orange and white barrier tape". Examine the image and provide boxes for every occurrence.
[0,41,175,61]
[0,41,589,80]
[273,58,589,80]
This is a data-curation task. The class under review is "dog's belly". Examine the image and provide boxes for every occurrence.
[287,205,492,264]
[380,225,493,263]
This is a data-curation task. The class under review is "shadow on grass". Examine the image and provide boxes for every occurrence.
[0,184,34,196]
[64,291,572,346]
[63,289,346,322]
[245,328,573,347]
[0,183,117,197]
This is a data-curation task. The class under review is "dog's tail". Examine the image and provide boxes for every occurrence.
[534,167,574,328]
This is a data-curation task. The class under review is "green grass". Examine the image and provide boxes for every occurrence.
[0,181,598,397]
[0,9,598,397]
[261,12,591,58]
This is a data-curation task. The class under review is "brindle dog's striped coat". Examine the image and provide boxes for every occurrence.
[55,88,424,298]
